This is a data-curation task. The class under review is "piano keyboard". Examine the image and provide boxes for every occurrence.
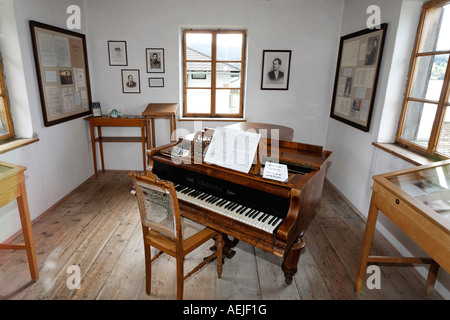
[174,183,283,234]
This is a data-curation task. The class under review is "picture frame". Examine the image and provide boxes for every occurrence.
[149,78,164,88]
[108,41,128,66]
[91,102,102,117]
[122,69,141,94]
[146,48,165,73]
[29,20,92,127]
[330,24,388,132]
[261,50,291,90]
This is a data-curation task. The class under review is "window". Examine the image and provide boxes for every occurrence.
[397,0,450,158]
[182,30,246,118]
[0,56,14,141]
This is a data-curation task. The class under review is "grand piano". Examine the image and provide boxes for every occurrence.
[146,127,331,284]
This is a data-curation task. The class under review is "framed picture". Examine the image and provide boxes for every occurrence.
[261,50,291,90]
[91,102,102,117]
[149,78,164,88]
[146,48,165,73]
[108,41,128,66]
[122,69,141,94]
[29,20,92,127]
[330,24,388,132]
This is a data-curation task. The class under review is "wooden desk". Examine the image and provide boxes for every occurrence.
[142,103,178,148]
[355,160,450,297]
[85,116,147,178]
[225,122,294,141]
[0,161,38,281]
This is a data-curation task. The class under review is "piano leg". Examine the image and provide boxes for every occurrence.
[208,234,239,261]
[282,236,306,285]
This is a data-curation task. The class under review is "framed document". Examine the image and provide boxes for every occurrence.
[330,24,387,132]
[30,21,92,127]
[149,78,164,88]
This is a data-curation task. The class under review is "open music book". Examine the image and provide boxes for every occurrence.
[204,127,261,174]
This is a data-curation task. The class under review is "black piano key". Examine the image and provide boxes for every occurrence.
[198,193,210,200]
[230,203,240,211]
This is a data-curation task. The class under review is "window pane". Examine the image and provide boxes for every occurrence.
[186,33,212,60]
[437,106,450,155]
[401,101,437,148]
[186,89,211,114]
[216,63,241,88]
[409,54,448,101]
[0,98,11,136]
[187,62,211,87]
[217,34,243,61]
[216,89,240,114]
[419,4,450,52]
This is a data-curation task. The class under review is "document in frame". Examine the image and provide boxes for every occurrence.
[204,127,261,174]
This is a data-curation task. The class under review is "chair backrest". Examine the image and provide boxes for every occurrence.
[130,172,182,241]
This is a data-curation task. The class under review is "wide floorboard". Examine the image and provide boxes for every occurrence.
[0,171,442,300]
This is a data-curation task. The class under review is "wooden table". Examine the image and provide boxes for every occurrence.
[142,103,179,149]
[85,116,147,178]
[225,122,294,141]
[355,160,450,297]
[0,161,38,281]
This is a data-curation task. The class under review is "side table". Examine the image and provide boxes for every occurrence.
[85,115,147,178]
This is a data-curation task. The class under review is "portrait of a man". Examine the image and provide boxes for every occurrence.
[146,48,165,73]
[267,58,284,84]
[122,69,140,93]
[261,50,291,90]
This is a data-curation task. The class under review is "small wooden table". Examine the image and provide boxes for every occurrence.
[0,161,38,281]
[225,122,294,141]
[142,103,178,148]
[355,160,450,297]
[85,116,147,178]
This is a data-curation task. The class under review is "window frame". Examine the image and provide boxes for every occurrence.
[396,0,450,158]
[0,56,15,141]
[182,29,246,119]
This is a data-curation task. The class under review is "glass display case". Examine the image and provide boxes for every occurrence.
[355,160,450,297]
[387,163,450,220]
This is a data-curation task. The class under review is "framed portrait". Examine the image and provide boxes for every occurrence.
[261,50,291,90]
[122,69,141,94]
[29,21,92,127]
[146,48,165,73]
[149,78,164,88]
[91,102,102,117]
[330,24,388,132]
[108,41,128,66]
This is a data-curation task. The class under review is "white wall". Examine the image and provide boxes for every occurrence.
[325,0,450,299]
[84,0,344,170]
[0,0,92,242]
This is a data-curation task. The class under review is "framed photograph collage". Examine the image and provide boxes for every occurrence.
[30,21,92,127]
[330,24,388,132]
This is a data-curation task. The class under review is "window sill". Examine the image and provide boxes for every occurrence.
[0,137,39,154]
[179,117,246,122]
[372,142,437,166]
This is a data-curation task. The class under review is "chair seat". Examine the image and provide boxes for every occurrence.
[146,227,218,257]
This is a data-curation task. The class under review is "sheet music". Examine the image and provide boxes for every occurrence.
[204,127,261,173]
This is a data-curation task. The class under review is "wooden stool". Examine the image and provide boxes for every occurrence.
[142,103,178,148]
[0,161,38,281]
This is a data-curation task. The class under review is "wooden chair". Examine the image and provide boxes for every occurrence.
[130,171,224,300]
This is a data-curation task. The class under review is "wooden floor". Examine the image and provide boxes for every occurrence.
[0,171,442,300]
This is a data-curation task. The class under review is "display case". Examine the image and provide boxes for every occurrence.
[0,161,38,281]
[355,160,450,297]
